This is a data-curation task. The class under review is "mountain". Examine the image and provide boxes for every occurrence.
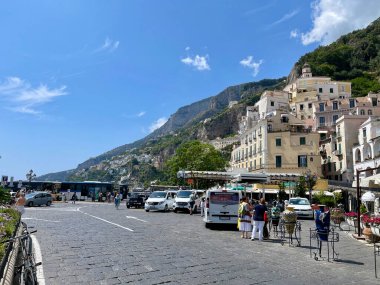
[38,78,286,183]
[39,17,380,185]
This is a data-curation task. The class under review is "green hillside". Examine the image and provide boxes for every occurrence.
[294,17,380,96]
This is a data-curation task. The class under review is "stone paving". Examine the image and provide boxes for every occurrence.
[22,202,380,284]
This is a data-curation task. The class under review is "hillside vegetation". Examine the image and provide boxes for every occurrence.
[292,17,380,96]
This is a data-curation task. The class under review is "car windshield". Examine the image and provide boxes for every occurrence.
[176,191,192,198]
[130,193,140,198]
[289,199,310,205]
[26,193,37,198]
[149,192,166,198]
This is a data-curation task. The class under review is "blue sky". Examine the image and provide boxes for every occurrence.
[1,0,380,180]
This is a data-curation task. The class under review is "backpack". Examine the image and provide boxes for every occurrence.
[238,203,247,216]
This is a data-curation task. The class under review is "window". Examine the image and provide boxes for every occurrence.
[363,127,367,137]
[333,101,338,110]
[275,156,282,168]
[328,162,332,172]
[271,101,275,106]
[300,137,306,145]
[330,88,333,93]
[268,124,272,132]
[308,103,312,109]
[360,109,365,115]
[340,85,345,92]
[319,116,325,127]
[319,87,323,93]
[259,158,262,168]
[298,155,307,167]
[368,109,373,115]
[340,162,342,169]
[319,103,325,112]
[276,138,281,146]
[301,115,305,120]
[300,104,304,111]
[332,115,339,123]
[349,99,355,108]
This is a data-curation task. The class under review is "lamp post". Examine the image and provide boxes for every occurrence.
[26,169,36,191]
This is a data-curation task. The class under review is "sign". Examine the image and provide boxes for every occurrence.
[1,176,8,186]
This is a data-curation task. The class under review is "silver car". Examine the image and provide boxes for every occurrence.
[25,192,53,207]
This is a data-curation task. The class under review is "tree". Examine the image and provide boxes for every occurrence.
[165,140,228,187]
[278,182,287,202]
[0,187,11,205]
[294,176,307,198]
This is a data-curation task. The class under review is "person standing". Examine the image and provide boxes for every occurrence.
[114,192,120,209]
[189,191,196,215]
[251,198,268,241]
[15,193,26,215]
[238,197,252,239]
[71,192,77,204]
[200,197,205,217]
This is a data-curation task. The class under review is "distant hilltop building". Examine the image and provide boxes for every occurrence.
[209,136,239,150]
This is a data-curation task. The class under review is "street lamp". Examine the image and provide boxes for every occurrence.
[26,169,36,190]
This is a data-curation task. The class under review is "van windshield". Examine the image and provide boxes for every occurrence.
[149,192,166,198]
[176,191,192,198]
[210,192,239,205]
[289,198,310,205]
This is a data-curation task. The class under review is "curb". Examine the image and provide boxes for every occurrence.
[0,224,22,285]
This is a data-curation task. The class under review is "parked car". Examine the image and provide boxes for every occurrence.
[288,197,313,219]
[25,192,53,207]
[126,192,150,208]
[173,190,205,213]
[144,191,177,212]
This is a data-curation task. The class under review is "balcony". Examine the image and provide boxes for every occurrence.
[333,150,343,157]
[336,132,342,140]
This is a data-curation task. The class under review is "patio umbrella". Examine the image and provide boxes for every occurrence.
[361,191,376,202]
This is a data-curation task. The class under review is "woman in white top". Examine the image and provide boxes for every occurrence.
[15,193,26,215]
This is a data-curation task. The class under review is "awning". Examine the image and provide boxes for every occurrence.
[362,191,376,202]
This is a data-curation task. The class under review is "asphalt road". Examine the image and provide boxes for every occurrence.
[22,202,379,285]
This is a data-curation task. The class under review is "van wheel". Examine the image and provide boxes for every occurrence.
[173,209,177,213]
[145,209,149,212]
[127,205,130,208]
[46,201,51,206]
[164,205,168,212]
[205,223,212,229]
[28,202,33,207]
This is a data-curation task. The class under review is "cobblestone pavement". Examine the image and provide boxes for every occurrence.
[22,202,379,285]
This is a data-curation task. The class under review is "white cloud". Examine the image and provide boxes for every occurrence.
[185,46,191,51]
[95,37,120,53]
[269,10,299,27]
[290,29,299,38]
[181,55,210,71]
[240,56,264,77]
[301,0,380,45]
[149,117,167,133]
[0,77,67,115]
[137,111,146,117]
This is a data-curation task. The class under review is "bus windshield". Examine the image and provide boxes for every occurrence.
[210,192,239,205]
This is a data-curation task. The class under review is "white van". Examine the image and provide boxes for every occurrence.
[203,189,242,228]
[144,190,177,212]
[173,189,205,213]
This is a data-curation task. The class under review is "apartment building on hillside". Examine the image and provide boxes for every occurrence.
[230,110,321,177]
[352,116,380,185]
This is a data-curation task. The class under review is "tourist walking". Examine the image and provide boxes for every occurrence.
[114,193,121,209]
[71,192,77,204]
[15,193,26,215]
[238,197,252,239]
[251,198,268,241]
[189,191,196,215]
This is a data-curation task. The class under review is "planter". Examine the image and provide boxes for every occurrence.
[282,206,297,235]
